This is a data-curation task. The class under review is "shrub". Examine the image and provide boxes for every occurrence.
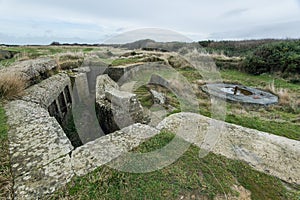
[242,40,300,76]
[0,72,26,100]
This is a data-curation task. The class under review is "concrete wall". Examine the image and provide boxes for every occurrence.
[21,73,73,124]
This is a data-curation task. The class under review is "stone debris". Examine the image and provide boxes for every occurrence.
[95,74,119,100]
[150,89,166,104]
[106,88,145,129]
[157,112,300,184]
[95,75,146,134]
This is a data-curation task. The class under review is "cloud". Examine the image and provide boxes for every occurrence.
[0,0,300,44]
[105,28,192,44]
[221,8,249,18]
[0,32,102,45]
[209,20,300,40]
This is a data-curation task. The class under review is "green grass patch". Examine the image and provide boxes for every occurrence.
[0,103,12,198]
[82,48,95,53]
[134,85,154,108]
[177,67,203,83]
[226,114,300,140]
[221,69,300,91]
[0,104,9,154]
[131,131,175,153]
[52,132,297,200]
[0,57,17,68]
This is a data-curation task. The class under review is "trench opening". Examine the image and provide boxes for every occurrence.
[60,65,108,145]
[48,64,138,147]
[58,92,68,114]
[64,86,72,104]
[61,110,83,148]
[48,101,61,123]
[48,86,83,148]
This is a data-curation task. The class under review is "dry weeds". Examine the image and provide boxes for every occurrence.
[0,72,26,100]
[265,80,291,106]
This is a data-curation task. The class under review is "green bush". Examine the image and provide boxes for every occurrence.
[243,40,300,76]
[198,39,278,57]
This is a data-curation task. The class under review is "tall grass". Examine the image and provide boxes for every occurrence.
[0,72,26,100]
[265,80,290,106]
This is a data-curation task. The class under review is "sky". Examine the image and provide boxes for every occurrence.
[0,0,300,44]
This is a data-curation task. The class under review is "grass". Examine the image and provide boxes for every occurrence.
[55,53,84,70]
[0,104,12,199]
[198,69,300,140]
[265,80,292,106]
[134,85,154,108]
[0,72,27,100]
[82,48,95,53]
[0,46,102,68]
[177,67,203,83]
[134,84,181,112]
[220,69,300,91]
[51,131,298,200]
[226,114,300,140]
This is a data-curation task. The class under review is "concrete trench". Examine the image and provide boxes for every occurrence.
[3,60,300,199]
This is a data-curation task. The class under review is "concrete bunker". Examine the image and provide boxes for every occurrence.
[3,58,300,199]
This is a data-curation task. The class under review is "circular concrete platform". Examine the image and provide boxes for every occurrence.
[201,83,278,105]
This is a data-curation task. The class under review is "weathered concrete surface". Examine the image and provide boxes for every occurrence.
[0,49,17,61]
[4,100,74,199]
[96,97,119,134]
[71,124,159,176]
[13,155,73,199]
[95,75,121,133]
[106,64,141,82]
[150,89,166,104]
[96,88,145,133]
[0,58,59,87]
[157,112,300,184]
[201,83,278,105]
[107,89,145,128]
[95,75,146,133]
[73,73,90,104]
[21,73,71,109]
[95,74,119,100]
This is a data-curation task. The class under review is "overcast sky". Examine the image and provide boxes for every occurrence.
[0,0,300,44]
